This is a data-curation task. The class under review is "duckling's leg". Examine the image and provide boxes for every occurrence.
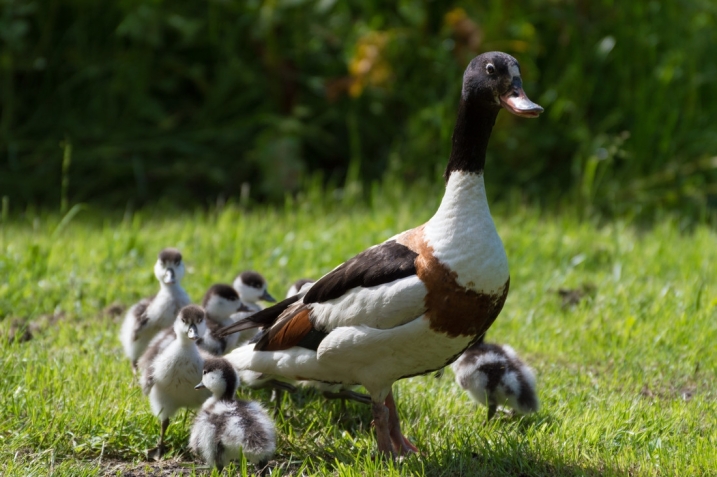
[256,460,270,476]
[385,391,418,455]
[486,402,497,421]
[147,418,169,460]
[270,388,283,417]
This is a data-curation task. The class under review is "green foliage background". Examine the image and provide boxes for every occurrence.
[2,0,716,217]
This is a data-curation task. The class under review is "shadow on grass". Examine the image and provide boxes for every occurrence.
[416,447,615,477]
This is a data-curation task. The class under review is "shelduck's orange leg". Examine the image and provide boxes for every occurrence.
[371,400,393,457]
[386,390,419,455]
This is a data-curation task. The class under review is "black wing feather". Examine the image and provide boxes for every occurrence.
[304,240,418,304]
[220,240,417,339]
[218,294,300,337]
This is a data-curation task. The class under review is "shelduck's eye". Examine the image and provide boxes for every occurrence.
[486,63,495,75]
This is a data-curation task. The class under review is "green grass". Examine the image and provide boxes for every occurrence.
[1,187,716,476]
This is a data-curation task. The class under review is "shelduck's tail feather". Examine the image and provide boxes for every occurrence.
[219,294,300,337]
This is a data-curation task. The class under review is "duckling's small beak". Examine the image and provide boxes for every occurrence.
[162,268,176,285]
[187,324,199,340]
[500,77,543,118]
[194,382,206,390]
[236,302,252,313]
[261,290,276,303]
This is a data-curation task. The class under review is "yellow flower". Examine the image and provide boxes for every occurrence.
[348,31,392,98]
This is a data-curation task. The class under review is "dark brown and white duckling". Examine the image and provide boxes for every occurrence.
[232,271,277,313]
[451,336,539,420]
[197,284,251,356]
[190,358,276,471]
[285,278,315,299]
[138,305,210,459]
[120,248,191,371]
[230,271,276,347]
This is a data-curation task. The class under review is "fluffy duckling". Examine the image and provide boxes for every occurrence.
[451,335,539,420]
[190,358,276,471]
[120,248,191,371]
[232,271,277,313]
[138,305,210,459]
[231,271,277,347]
[285,278,315,299]
[197,284,252,356]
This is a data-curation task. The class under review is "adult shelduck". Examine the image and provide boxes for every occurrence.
[221,51,542,457]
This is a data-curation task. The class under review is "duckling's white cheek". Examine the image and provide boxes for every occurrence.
[197,321,207,338]
[153,261,165,281]
[204,371,225,395]
[238,284,262,303]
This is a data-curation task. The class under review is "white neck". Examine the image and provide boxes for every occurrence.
[159,282,181,292]
[423,171,508,293]
[432,171,492,225]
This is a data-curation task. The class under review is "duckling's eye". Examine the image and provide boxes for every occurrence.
[486,63,495,75]
[197,317,203,323]
[203,370,207,375]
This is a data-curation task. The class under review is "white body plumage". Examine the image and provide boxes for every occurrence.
[139,307,210,421]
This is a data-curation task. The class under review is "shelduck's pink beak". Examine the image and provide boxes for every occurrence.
[500,77,543,118]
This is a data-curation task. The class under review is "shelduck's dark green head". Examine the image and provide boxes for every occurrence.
[462,52,543,118]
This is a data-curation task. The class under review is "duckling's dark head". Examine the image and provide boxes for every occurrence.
[202,284,249,318]
[176,304,206,341]
[195,358,239,400]
[462,52,543,118]
[155,247,185,285]
[234,271,276,303]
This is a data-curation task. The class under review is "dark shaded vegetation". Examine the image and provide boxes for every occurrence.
[2,0,716,219]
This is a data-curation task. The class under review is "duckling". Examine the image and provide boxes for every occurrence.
[230,271,277,347]
[190,358,276,471]
[120,248,191,371]
[232,271,277,313]
[451,335,539,420]
[197,284,252,356]
[285,278,315,299]
[138,305,210,459]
